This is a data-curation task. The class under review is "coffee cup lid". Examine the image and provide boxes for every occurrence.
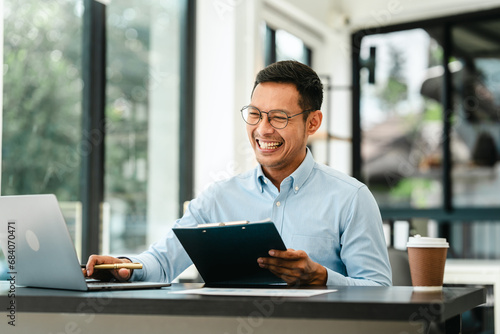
[407,234,449,248]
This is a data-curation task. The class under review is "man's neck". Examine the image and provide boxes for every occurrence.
[265,172,285,192]
[262,152,307,192]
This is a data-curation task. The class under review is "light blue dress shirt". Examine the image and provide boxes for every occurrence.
[129,149,392,286]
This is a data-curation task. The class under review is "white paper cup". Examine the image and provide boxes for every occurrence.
[407,235,449,291]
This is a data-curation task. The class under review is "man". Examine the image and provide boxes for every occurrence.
[85,60,392,286]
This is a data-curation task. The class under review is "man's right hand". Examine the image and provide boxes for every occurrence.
[82,255,132,282]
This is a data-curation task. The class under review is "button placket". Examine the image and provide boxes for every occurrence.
[273,180,294,235]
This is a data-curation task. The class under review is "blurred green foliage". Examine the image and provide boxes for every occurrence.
[2,1,83,200]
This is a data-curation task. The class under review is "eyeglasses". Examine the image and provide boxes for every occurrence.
[240,106,314,129]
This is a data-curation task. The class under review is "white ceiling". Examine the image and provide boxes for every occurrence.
[280,0,500,30]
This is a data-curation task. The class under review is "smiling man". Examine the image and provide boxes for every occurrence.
[244,81,320,189]
[85,61,392,286]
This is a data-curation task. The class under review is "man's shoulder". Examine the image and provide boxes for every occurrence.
[311,162,365,191]
[204,168,256,191]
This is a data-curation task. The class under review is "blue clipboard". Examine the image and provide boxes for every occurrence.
[173,221,287,287]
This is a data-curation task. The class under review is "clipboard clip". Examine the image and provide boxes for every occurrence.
[197,220,249,228]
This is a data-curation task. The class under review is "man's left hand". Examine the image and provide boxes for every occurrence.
[257,249,327,286]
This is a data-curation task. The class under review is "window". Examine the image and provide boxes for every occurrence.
[264,25,312,66]
[0,0,195,278]
[103,1,186,254]
[0,0,84,278]
[353,8,500,259]
[2,1,83,204]
[358,28,444,209]
[450,19,500,208]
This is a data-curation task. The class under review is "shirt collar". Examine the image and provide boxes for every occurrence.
[257,165,267,192]
[288,147,314,193]
[256,147,315,193]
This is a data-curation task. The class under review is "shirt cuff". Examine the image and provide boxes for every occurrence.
[325,267,348,286]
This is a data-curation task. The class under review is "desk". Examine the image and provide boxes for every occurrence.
[0,283,485,334]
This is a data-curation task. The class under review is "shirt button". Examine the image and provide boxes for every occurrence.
[264,180,268,184]
[276,201,281,207]
[295,186,299,191]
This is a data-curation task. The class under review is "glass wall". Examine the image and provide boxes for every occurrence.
[104,0,182,254]
[359,19,500,212]
[360,28,444,209]
[0,0,189,277]
[1,0,83,200]
[449,19,500,207]
[0,0,83,277]
[354,8,500,260]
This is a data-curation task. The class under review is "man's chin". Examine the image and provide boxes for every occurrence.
[256,156,282,169]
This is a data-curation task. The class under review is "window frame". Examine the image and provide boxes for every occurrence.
[351,7,500,223]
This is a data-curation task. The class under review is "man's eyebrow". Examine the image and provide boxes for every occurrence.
[249,105,291,112]
[269,108,293,115]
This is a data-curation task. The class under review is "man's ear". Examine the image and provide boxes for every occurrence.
[306,110,323,135]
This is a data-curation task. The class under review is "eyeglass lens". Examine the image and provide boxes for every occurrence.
[241,107,288,129]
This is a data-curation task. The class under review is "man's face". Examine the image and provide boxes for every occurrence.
[246,82,319,177]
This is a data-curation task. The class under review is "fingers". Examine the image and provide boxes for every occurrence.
[257,256,302,270]
[258,249,306,268]
[257,250,308,284]
[267,267,300,286]
[84,255,132,281]
[85,254,98,277]
[258,257,307,279]
[258,249,327,286]
[268,248,304,259]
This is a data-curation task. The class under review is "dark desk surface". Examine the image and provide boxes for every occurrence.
[0,283,485,323]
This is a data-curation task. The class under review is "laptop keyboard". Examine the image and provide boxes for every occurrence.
[86,278,133,286]
[87,281,131,285]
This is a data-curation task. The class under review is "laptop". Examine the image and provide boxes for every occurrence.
[0,194,170,291]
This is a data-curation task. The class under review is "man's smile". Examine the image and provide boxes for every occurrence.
[256,139,283,151]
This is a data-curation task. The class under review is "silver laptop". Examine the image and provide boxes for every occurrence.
[0,194,170,291]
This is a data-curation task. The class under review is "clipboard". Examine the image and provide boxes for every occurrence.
[173,221,287,287]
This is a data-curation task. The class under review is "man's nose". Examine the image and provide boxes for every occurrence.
[257,113,275,134]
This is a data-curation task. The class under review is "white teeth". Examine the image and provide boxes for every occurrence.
[259,141,282,149]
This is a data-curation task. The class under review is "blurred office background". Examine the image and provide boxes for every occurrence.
[1,0,500,331]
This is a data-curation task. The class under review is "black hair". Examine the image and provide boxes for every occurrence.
[252,60,323,118]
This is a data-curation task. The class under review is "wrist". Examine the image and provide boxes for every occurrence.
[312,264,328,285]
[118,257,132,264]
